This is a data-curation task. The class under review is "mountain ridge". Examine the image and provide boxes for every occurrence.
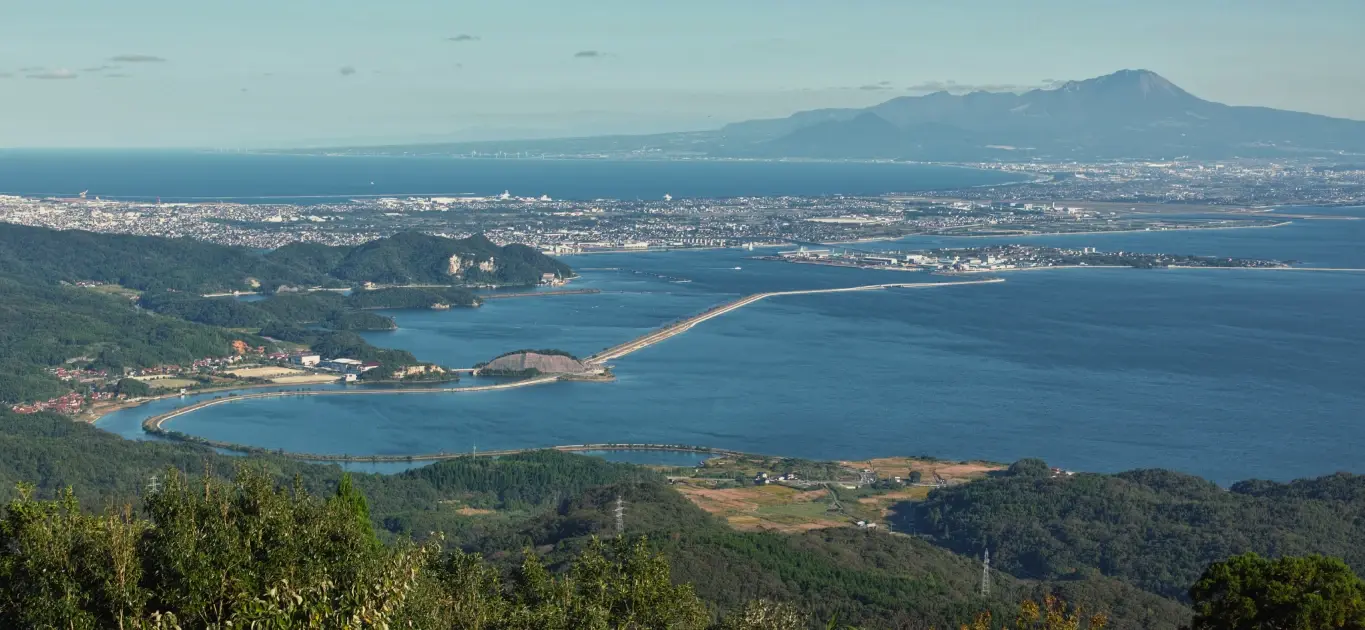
[717,69,1365,159]
[313,70,1365,161]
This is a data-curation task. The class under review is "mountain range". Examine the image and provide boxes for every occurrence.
[326,70,1365,161]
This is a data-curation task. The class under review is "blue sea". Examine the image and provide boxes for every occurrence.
[97,200,1365,484]
[0,151,1023,201]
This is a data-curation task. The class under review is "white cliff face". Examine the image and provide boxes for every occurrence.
[446,254,466,276]
[448,254,496,277]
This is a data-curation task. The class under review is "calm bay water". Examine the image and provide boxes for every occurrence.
[0,151,1023,201]
[99,217,1365,485]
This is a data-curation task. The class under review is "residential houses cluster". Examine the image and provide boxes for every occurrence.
[10,390,113,415]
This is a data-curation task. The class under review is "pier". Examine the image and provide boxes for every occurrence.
[479,288,601,299]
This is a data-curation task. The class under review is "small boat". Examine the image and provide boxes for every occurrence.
[733,266,742,270]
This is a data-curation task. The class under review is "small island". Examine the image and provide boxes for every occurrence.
[475,350,613,381]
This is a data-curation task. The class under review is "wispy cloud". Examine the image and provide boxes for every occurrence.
[339,66,357,76]
[81,65,118,73]
[904,79,1063,93]
[27,69,78,80]
[573,50,607,59]
[18,66,44,72]
[859,82,893,91]
[104,73,132,79]
[447,34,479,42]
[0,72,12,79]
[109,54,165,63]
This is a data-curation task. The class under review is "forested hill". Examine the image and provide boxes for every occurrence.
[0,276,267,404]
[270,231,574,287]
[0,223,572,293]
[900,461,1365,600]
[0,222,324,293]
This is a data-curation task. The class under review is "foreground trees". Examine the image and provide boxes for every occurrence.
[0,469,709,629]
[5,466,1362,629]
[1188,553,1365,630]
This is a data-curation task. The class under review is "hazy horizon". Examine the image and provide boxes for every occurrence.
[4,0,1364,148]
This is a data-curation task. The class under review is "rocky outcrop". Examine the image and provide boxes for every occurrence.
[481,352,589,375]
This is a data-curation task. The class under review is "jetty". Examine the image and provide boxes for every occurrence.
[479,288,601,299]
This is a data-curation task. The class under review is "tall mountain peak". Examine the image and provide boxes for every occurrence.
[1056,69,1191,100]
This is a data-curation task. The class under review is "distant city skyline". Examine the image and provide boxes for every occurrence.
[3,0,1364,148]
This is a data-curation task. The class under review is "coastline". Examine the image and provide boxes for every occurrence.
[926,220,1293,239]
[141,375,562,434]
[564,220,1294,257]
[82,379,341,425]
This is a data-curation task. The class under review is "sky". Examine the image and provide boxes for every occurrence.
[3,0,1364,148]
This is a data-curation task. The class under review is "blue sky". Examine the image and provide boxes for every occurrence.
[3,0,1363,147]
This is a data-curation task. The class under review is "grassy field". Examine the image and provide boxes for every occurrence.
[670,455,1005,533]
[135,378,200,390]
[674,482,848,533]
[83,284,142,299]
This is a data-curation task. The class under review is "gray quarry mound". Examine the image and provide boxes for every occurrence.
[483,352,589,375]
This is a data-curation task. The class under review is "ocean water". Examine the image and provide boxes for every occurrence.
[98,217,1365,485]
[0,151,1023,201]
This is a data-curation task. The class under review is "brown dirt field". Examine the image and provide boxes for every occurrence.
[455,507,494,516]
[841,457,1003,483]
[228,366,305,379]
[674,483,847,533]
[270,374,340,385]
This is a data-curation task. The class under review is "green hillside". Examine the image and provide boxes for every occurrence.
[900,462,1365,600]
[1,223,572,294]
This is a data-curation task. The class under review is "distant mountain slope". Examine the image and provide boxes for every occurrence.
[331,69,1365,161]
[721,69,1365,159]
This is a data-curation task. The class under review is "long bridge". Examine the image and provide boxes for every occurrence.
[585,278,1003,364]
[147,278,1004,455]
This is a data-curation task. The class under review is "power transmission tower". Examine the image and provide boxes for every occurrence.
[980,548,991,597]
[146,474,161,495]
[614,495,625,537]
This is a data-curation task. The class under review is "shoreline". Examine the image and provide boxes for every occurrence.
[82,379,342,425]
[924,220,1293,239]
[141,375,562,435]
[563,221,1294,257]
